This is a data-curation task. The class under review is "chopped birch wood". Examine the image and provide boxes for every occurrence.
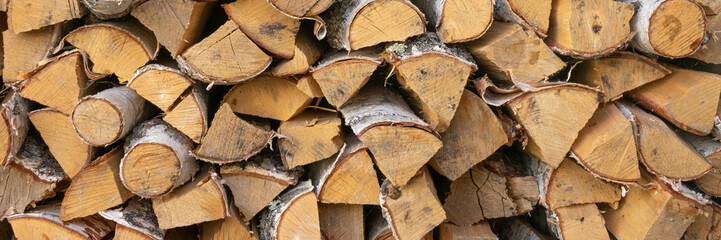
[0,91,29,166]
[324,0,426,51]
[81,0,144,20]
[696,0,721,14]
[121,119,198,198]
[499,218,554,240]
[533,158,622,210]
[309,48,382,107]
[684,204,721,240]
[153,166,229,229]
[439,222,498,240]
[61,147,132,221]
[296,75,324,98]
[64,20,159,83]
[224,0,300,58]
[384,32,477,132]
[545,0,635,58]
[29,108,94,178]
[259,180,321,240]
[466,21,565,84]
[72,86,145,147]
[220,153,299,219]
[18,50,91,115]
[278,111,343,168]
[132,0,215,57]
[570,52,671,102]
[429,89,507,180]
[163,84,208,143]
[267,0,335,17]
[412,0,493,43]
[549,204,610,240]
[192,103,272,163]
[223,74,312,121]
[691,14,721,64]
[200,207,254,240]
[3,24,62,84]
[7,0,86,33]
[309,135,380,205]
[506,86,600,168]
[696,170,721,196]
[127,64,194,113]
[494,0,551,37]
[270,30,323,77]
[99,198,164,240]
[679,131,721,196]
[318,203,363,240]
[627,67,721,136]
[0,135,66,218]
[617,102,713,180]
[630,0,706,58]
[339,86,442,186]
[380,168,445,240]
[570,103,641,183]
[7,205,114,240]
[177,20,271,85]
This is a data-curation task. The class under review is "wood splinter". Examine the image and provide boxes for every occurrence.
[72,86,145,147]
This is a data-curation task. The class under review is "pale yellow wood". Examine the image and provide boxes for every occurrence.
[132,0,215,57]
[646,0,706,58]
[348,1,425,50]
[153,167,228,229]
[163,86,208,143]
[310,51,381,107]
[259,181,321,240]
[692,14,721,63]
[193,103,272,163]
[223,74,312,121]
[7,0,86,33]
[270,31,322,77]
[29,108,94,178]
[497,0,552,36]
[2,25,61,84]
[685,205,721,240]
[72,98,121,145]
[8,205,114,240]
[122,144,180,197]
[318,204,363,240]
[296,75,324,98]
[313,138,380,205]
[278,111,343,168]
[268,0,333,17]
[438,0,493,43]
[200,210,255,240]
[224,0,300,58]
[553,204,610,240]
[544,158,622,210]
[696,0,721,14]
[19,51,88,115]
[697,169,721,196]
[380,168,445,240]
[439,222,498,240]
[127,65,194,112]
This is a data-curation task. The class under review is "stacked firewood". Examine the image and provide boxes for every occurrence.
[1,0,721,239]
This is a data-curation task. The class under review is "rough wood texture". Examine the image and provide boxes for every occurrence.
[309,48,382,107]
[7,205,114,240]
[223,74,312,121]
[200,207,255,240]
[259,180,321,240]
[630,0,706,58]
[385,32,477,132]
[627,67,721,136]
[81,0,144,20]
[549,203,610,240]
[132,0,215,57]
[696,0,721,14]
[498,218,554,240]
[29,108,94,178]
[153,166,229,229]
[2,24,62,84]
[339,86,442,186]
[7,0,86,33]
[684,204,721,240]
[192,103,272,163]
[570,52,671,102]
[72,86,145,147]
[163,84,208,143]
[121,119,198,198]
[494,0,551,37]
[296,75,324,98]
[324,0,426,51]
[309,135,380,205]
[220,153,299,219]
[128,64,193,113]
[412,0,493,43]
[100,198,164,240]
[270,30,323,77]
[466,21,565,85]
[18,50,91,115]
[224,0,300,58]
[680,131,721,196]
[177,20,271,85]
[439,222,498,240]
[318,203,363,240]
[278,111,343,168]
[534,158,622,210]
[61,147,131,221]
[268,0,335,17]
[380,168,445,240]
[691,14,721,63]
[0,91,29,166]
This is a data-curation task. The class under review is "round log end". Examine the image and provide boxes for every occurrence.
[121,143,180,198]
[72,98,123,146]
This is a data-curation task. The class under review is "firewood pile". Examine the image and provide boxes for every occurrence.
[2,0,721,239]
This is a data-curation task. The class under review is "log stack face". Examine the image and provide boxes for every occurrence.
[1,0,721,239]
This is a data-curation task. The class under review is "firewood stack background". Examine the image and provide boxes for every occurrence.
[2,0,721,239]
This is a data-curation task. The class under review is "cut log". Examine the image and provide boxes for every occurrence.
[384,32,477,132]
[0,134,66,218]
[691,14,721,64]
[309,48,382,107]
[99,198,164,240]
[465,21,565,85]
[127,64,194,113]
[0,91,29,166]
[380,167,445,240]
[268,0,335,17]
[679,132,721,196]
[411,0,493,43]
[429,89,507,180]
[153,166,229,229]
[547,204,610,240]
[192,103,272,163]
[696,0,721,14]
[278,110,343,168]
[616,102,713,180]
[309,134,380,205]
[498,218,554,240]
[505,86,600,168]
[494,0,551,37]
[3,24,62,84]
[296,75,324,98]
[570,103,641,183]
[270,30,323,77]
[7,0,86,33]
[177,20,271,85]
[7,205,114,240]
[318,203,363,240]
[18,50,92,114]
[684,204,721,240]
[545,0,634,58]
[121,119,197,198]
[259,180,321,240]
[61,147,132,221]
[627,67,721,136]
[439,222,498,240]
[29,108,94,178]
[532,157,622,210]
[220,152,299,219]
[81,0,144,20]
[132,0,215,57]
[630,0,706,58]
[324,0,426,51]
[163,84,208,143]
[696,170,721,196]
[224,0,300,58]
[569,52,671,102]
[72,86,145,147]
[223,74,312,121]
[199,207,254,240]
[339,86,442,186]
[64,20,159,83]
